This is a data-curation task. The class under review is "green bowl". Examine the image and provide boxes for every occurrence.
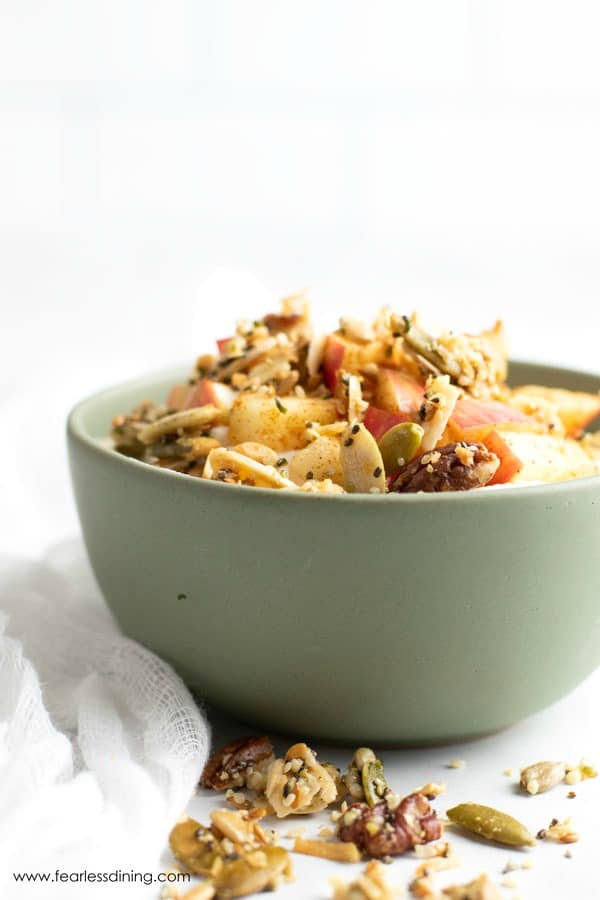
[67,361,600,746]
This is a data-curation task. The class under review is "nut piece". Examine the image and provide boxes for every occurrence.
[340,422,387,494]
[138,406,224,444]
[203,447,296,488]
[446,803,536,847]
[265,742,338,817]
[390,442,499,493]
[441,873,502,900]
[293,837,361,862]
[200,736,275,792]
[179,883,216,900]
[331,860,400,900]
[210,808,270,846]
[338,792,441,859]
[520,760,567,795]
[211,844,293,898]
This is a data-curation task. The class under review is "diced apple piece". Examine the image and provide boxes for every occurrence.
[167,384,192,410]
[511,385,600,438]
[288,436,343,486]
[363,406,411,442]
[450,396,531,432]
[228,394,338,451]
[216,336,234,354]
[186,379,236,411]
[322,334,350,390]
[322,333,392,390]
[459,425,522,485]
[500,432,597,483]
[372,368,424,415]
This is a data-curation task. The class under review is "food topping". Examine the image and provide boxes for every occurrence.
[113,300,599,491]
[389,442,499,493]
[536,816,579,844]
[446,803,536,848]
[440,873,502,900]
[519,760,567,795]
[331,860,401,899]
[337,792,441,859]
[170,736,596,897]
[265,742,339,817]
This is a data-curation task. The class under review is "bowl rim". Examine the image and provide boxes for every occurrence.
[67,359,600,504]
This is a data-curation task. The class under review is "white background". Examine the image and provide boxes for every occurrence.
[0,2,599,897]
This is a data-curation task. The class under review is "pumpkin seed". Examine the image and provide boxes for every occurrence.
[446,803,536,847]
[378,422,424,474]
[138,406,223,443]
[169,818,224,875]
[362,759,388,807]
[340,423,386,494]
[352,747,377,771]
[212,845,292,898]
[520,761,567,795]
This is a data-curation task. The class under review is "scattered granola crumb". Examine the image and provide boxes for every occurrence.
[331,860,401,899]
[503,768,514,777]
[565,759,597,785]
[567,791,576,799]
[537,817,579,844]
[414,782,446,799]
[564,849,573,859]
[447,759,466,770]
[501,876,517,889]
[409,874,437,898]
[413,854,461,879]
[441,873,502,899]
[503,858,533,875]
[414,840,452,860]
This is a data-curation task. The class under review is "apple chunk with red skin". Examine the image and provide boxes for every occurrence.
[363,406,411,442]
[216,336,234,354]
[322,334,350,391]
[450,396,531,431]
[373,368,425,415]
[322,333,390,391]
[186,379,235,410]
[459,425,523,485]
[166,379,235,412]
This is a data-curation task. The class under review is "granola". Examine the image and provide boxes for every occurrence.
[112,299,600,491]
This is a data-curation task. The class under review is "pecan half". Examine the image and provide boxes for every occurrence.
[337,792,441,859]
[389,442,499,493]
[263,312,303,334]
[200,736,275,791]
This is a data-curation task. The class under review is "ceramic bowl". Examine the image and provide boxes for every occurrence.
[67,361,600,746]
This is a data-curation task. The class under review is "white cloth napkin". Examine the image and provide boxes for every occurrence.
[0,540,210,899]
